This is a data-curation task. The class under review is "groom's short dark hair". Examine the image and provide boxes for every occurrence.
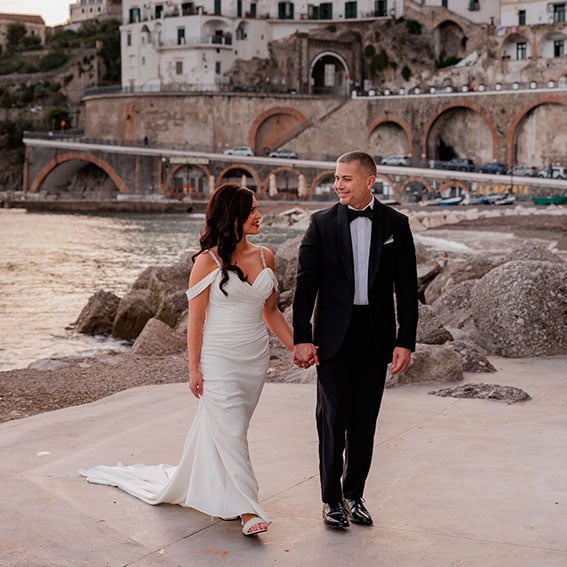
[337,151,377,176]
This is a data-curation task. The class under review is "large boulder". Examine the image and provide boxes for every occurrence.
[424,256,501,304]
[471,260,567,357]
[430,279,476,331]
[75,290,120,335]
[502,241,564,264]
[274,235,302,308]
[113,252,195,340]
[414,241,429,265]
[131,318,186,356]
[446,340,497,373]
[416,303,453,344]
[112,290,154,340]
[387,343,463,387]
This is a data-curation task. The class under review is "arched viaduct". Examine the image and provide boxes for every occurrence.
[24,88,566,201]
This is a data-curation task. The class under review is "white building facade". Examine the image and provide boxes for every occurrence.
[120,0,404,91]
[70,0,123,28]
[415,0,501,25]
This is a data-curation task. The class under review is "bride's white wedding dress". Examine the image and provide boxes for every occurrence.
[80,248,277,523]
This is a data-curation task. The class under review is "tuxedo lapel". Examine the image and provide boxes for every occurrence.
[337,204,354,284]
[368,200,384,288]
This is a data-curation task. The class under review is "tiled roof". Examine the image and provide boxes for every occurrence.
[0,13,46,26]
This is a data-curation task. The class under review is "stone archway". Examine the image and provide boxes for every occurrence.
[28,152,128,195]
[506,97,566,168]
[167,163,212,198]
[249,107,309,156]
[368,116,413,158]
[423,100,498,164]
[217,164,262,193]
[311,170,336,201]
[263,166,302,199]
[434,20,467,61]
[310,51,350,95]
[400,177,434,203]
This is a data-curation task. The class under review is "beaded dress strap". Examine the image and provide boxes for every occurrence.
[207,249,222,268]
[259,247,267,269]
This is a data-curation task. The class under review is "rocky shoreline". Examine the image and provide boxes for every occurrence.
[1,206,565,423]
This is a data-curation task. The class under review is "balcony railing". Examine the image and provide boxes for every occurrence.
[158,35,233,48]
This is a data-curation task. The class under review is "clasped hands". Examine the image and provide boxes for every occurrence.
[293,343,319,369]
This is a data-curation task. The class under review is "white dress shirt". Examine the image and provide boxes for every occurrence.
[349,200,373,305]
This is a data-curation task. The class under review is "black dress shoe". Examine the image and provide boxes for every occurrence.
[344,498,373,525]
[322,502,350,528]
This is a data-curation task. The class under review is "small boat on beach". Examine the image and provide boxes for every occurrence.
[532,195,567,206]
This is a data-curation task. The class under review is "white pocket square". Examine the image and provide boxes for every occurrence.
[383,236,394,245]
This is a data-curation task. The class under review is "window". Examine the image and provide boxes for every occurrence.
[554,39,565,57]
[442,0,448,8]
[553,4,566,23]
[176,61,183,75]
[129,7,141,23]
[177,28,186,45]
[518,10,526,26]
[516,41,527,60]
[214,0,221,15]
[215,61,221,74]
[250,3,257,17]
[237,0,242,17]
[278,2,294,19]
[345,1,357,18]
[142,57,146,65]
[155,4,164,18]
[320,2,333,19]
[181,3,194,16]
[374,0,387,17]
[127,33,132,46]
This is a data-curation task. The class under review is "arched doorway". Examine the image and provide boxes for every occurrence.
[310,52,350,95]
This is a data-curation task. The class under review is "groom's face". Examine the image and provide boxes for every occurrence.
[334,161,375,210]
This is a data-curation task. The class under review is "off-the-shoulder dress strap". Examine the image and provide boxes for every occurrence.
[185,251,221,300]
[259,246,267,268]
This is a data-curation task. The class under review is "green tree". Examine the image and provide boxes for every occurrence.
[6,22,27,52]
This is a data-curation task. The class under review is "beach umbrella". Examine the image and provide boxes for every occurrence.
[268,174,278,197]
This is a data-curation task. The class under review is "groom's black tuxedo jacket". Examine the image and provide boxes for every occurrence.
[293,199,418,361]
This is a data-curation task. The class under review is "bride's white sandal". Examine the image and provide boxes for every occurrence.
[241,516,269,536]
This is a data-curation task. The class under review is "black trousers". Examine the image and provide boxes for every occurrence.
[316,306,388,504]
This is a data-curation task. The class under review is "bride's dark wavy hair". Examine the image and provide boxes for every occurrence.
[193,183,254,295]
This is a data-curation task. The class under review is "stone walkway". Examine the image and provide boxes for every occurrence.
[1,356,566,566]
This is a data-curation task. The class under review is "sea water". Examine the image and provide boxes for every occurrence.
[0,209,302,371]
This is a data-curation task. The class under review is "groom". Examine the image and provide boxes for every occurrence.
[292,151,418,528]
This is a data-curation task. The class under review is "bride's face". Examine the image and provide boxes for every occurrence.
[242,197,261,236]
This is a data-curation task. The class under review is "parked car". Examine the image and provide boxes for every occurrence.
[537,166,567,179]
[476,163,508,175]
[268,148,298,159]
[510,164,536,177]
[382,154,410,166]
[223,146,254,156]
[439,158,475,172]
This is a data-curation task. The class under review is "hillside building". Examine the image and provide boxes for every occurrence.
[70,0,123,29]
[0,13,45,56]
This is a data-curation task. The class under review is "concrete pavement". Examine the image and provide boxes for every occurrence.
[1,355,566,566]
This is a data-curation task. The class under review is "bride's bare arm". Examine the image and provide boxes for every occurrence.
[187,253,215,398]
[262,249,294,351]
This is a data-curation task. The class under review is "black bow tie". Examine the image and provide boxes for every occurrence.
[347,207,373,222]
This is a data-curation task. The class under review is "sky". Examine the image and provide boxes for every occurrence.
[1,0,73,27]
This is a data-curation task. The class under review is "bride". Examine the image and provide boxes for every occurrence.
[81,183,294,536]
